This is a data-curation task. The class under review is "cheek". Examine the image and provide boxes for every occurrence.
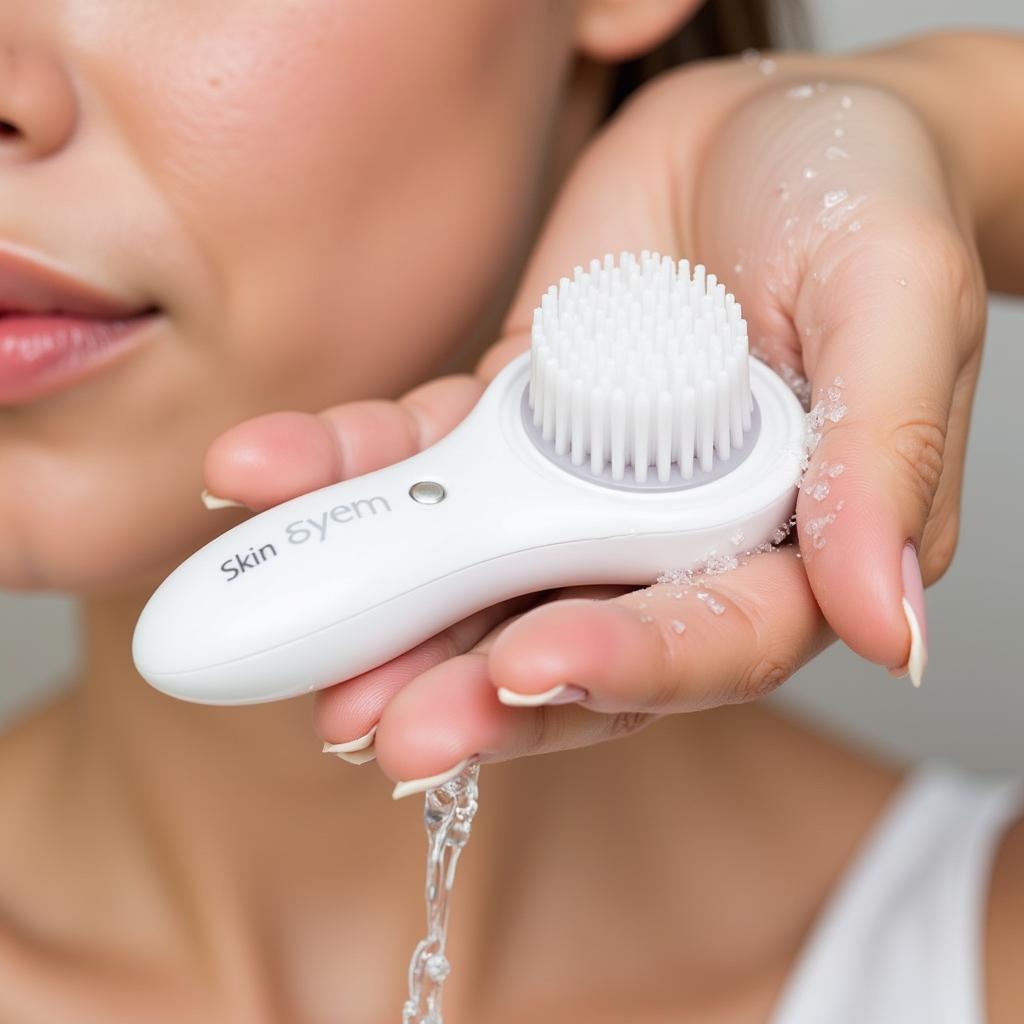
[0,0,575,592]
[113,1,571,403]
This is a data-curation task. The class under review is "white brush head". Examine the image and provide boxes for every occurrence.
[526,250,754,488]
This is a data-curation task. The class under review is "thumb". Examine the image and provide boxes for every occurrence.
[794,224,983,686]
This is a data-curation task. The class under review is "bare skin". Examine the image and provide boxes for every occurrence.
[0,656,1018,1022]
[0,645,905,1022]
[0,4,1022,1021]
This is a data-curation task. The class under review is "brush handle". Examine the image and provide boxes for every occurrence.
[133,356,805,705]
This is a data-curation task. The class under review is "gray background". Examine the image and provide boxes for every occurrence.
[1,2,1022,775]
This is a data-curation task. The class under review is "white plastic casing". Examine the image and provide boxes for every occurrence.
[132,353,805,704]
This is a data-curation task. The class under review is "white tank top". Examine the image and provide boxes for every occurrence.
[771,762,1023,1024]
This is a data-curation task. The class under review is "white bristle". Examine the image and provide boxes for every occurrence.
[528,251,754,483]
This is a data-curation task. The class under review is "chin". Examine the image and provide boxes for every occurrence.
[0,478,229,596]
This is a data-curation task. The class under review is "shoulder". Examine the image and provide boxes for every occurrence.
[987,812,1024,1024]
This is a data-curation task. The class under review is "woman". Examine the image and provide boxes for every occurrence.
[1,2,1021,1020]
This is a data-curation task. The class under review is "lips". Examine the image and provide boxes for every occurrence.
[0,248,158,404]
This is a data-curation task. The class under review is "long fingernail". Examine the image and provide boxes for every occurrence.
[201,488,245,510]
[392,756,477,801]
[322,725,377,765]
[899,541,928,688]
[496,684,588,707]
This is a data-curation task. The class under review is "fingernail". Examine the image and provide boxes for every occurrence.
[496,684,588,708]
[391,756,477,801]
[899,541,928,688]
[201,488,245,510]
[322,725,377,765]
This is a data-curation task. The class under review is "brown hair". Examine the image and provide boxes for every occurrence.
[608,0,802,115]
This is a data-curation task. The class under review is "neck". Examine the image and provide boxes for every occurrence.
[40,587,900,1021]
[63,586,453,1017]
[77,586,341,790]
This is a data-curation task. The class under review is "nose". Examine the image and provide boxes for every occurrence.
[0,43,76,160]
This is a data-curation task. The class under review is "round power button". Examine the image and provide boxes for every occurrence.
[409,480,446,505]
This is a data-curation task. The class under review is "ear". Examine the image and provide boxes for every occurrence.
[574,0,704,63]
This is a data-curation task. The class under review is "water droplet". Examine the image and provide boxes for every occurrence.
[840,95,853,110]
[898,277,908,288]
[816,192,867,232]
[825,145,850,160]
[733,262,744,275]
[670,619,687,635]
[426,955,451,984]
[847,220,862,233]
[806,512,837,540]
[656,544,764,599]
[697,592,726,616]
[802,166,818,180]
[759,58,777,76]
[833,127,845,139]
[787,84,815,99]
[778,364,811,405]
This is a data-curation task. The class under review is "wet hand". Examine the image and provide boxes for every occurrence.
[204,51,986,794]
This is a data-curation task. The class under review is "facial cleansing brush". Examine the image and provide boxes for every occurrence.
[133,252,806,704]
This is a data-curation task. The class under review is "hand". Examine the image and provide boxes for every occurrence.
[203,52,986,794]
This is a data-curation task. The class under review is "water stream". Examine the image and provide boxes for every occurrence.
[402,764,481,1023]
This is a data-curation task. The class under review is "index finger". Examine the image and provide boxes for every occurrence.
[202,374,484,510]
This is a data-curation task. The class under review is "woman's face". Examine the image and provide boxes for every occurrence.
[0,1,580,591]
